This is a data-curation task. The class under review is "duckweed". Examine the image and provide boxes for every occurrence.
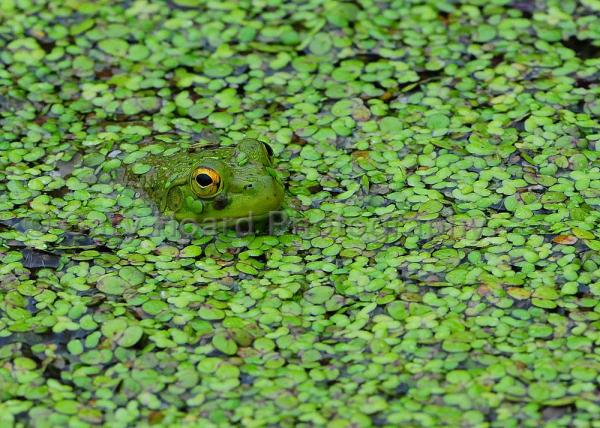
[1,0,600,427]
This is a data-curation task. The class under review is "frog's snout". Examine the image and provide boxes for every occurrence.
[231,174,284,216]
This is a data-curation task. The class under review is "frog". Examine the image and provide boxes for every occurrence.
[126,139,285,227]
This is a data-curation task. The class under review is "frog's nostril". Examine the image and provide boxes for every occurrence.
[245,184,253,189]
[213,194,229,210]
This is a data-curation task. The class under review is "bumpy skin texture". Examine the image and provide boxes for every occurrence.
[127,139,284,225]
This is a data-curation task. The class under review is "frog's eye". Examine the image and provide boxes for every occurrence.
[191,167,222,198]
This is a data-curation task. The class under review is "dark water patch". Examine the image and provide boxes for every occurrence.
[234,83,247,98]
[95,67,116,79]
[20,249,61,269]
[290,133,309,146]
[36,38,56,54]
[308,184,323,194]
[542,404,576,422]
[562,36,600,60]
[0,217,98,250]
[0,329,87,348]
[55,232,98,249]
[166,0,207,11]
[574,78,595,89]
[336,52,385,66]
[437,10,451,24]
[233,64,249,76]
[0,95,25,112]
[265,100,287,113]
[240,373,254,385]
[0,218,43,232]
[489,200,509,213]
[55,152,82,177]
[33,114,48,125]
[509,1,538,18]
[491,53,505,67]
[512,118,526,131]
[417,68,444,81]
[47,186,70,198]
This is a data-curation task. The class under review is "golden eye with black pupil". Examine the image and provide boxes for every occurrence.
[191,167,222,198]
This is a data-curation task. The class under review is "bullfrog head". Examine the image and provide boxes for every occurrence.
[130,139,284,226]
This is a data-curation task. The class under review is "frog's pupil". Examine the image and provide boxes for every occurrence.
[196,173,213,187]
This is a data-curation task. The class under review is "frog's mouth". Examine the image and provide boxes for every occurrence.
[198,210,284,228]
[173,212,285,235]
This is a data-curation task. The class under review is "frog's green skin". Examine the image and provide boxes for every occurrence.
[127,139,284,226]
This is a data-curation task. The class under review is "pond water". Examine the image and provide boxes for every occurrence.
[1,1,599,426]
